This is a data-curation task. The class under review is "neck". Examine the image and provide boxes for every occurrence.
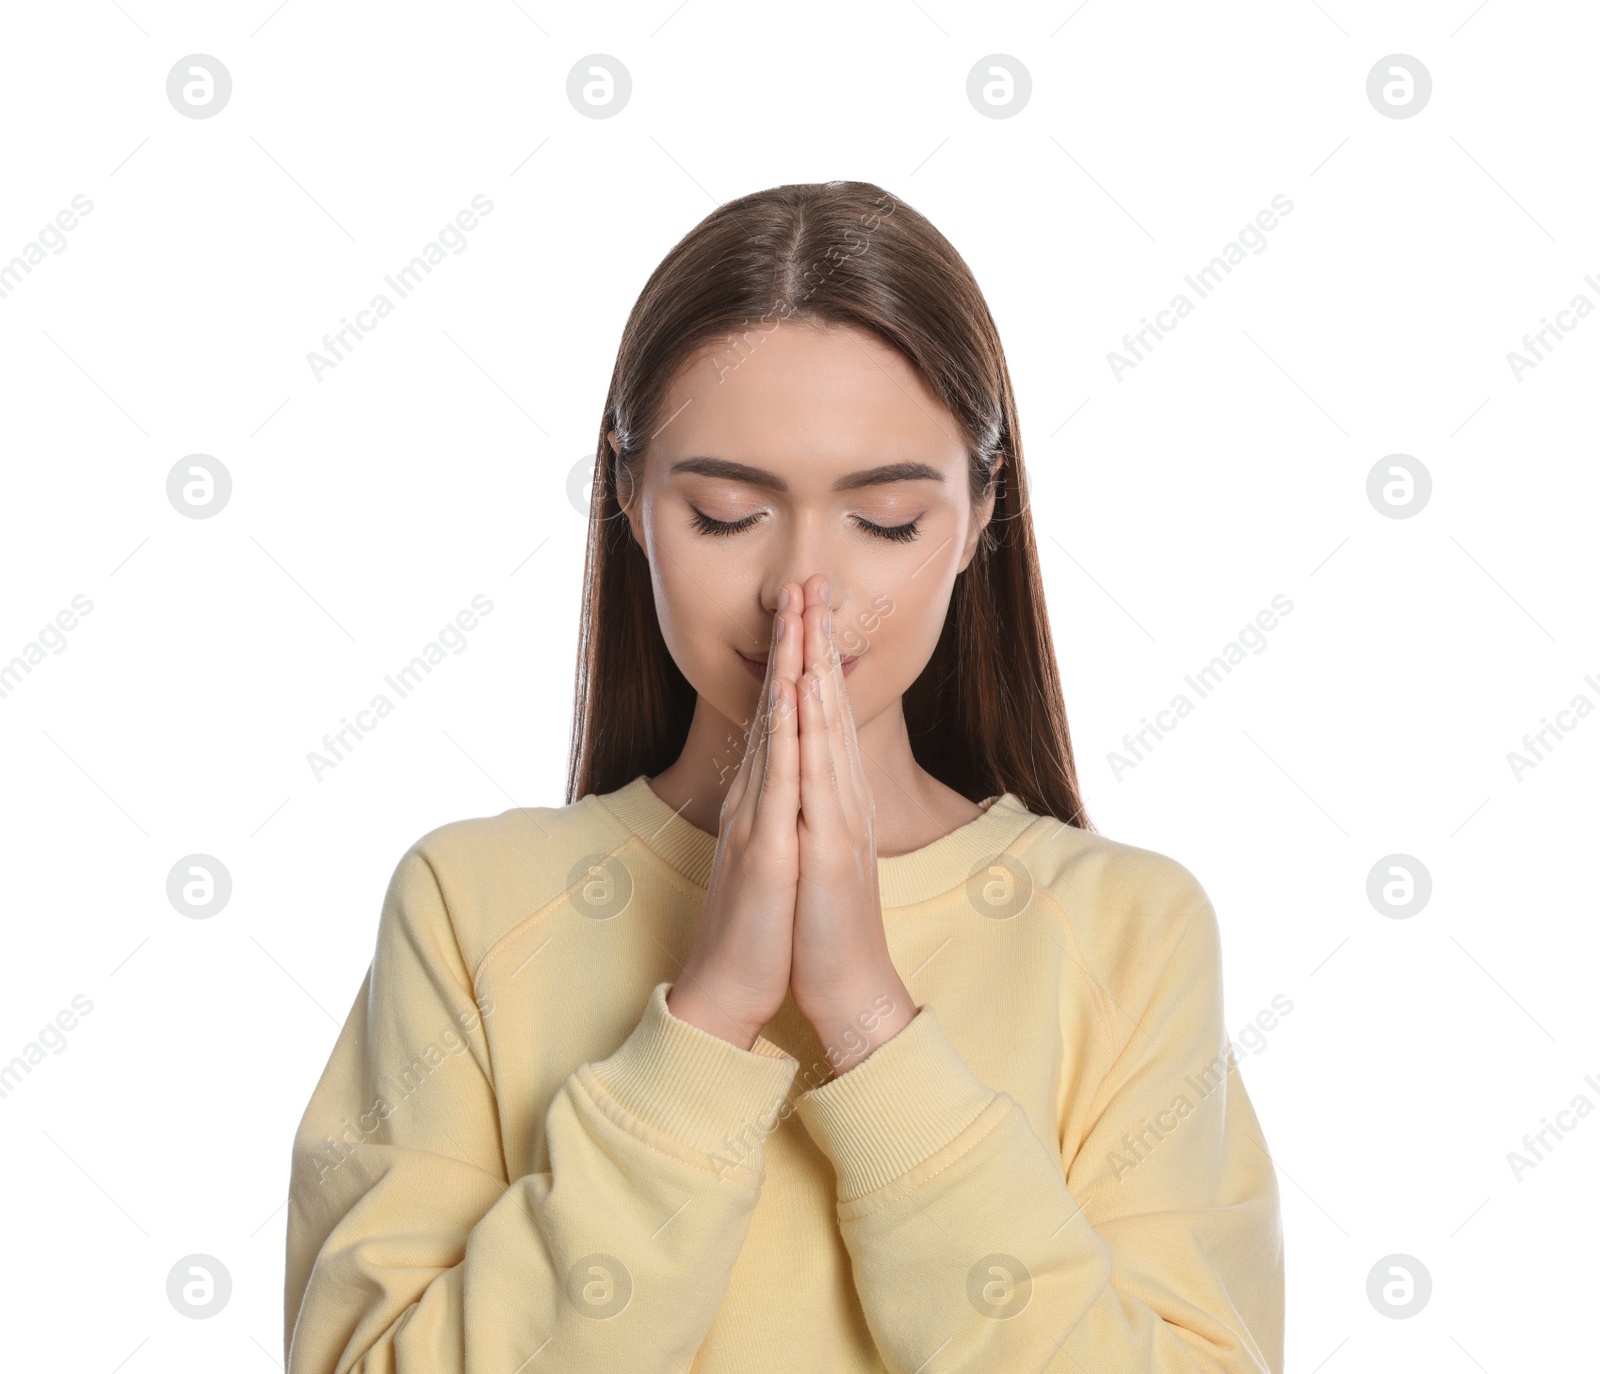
[648,693,963,851]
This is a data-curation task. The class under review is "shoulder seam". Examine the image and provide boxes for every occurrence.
[1008,815,1120,1050]
[470,816,668,991]
[403,846,499,1096]
[451,799,611,991]
[1033,885,1118,1051]
[1091,892,1215,1107]
[410,846,481,1008]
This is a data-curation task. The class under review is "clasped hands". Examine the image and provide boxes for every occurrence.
[673,574,916,1079]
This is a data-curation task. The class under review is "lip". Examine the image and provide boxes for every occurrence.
[738,650,860,680]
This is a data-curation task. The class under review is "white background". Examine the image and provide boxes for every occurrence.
[1,1,1595,1369]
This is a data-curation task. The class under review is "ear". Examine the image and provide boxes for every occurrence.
[609,430,646,552]
[956,455,1003,574]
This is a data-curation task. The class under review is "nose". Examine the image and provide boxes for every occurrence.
[765,574,835,615]
[756,502,848,613]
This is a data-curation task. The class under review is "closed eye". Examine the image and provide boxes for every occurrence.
[688,508,762,538]
[851,515,922,543]
[688,507,922,543]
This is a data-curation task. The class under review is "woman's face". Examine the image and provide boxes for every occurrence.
[614,320,996,741]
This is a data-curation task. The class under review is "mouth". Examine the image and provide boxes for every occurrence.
[738,649,860,681]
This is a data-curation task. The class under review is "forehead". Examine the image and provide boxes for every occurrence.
[653,321,966,478]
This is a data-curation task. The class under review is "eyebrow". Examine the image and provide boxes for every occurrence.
[667,456,945,492]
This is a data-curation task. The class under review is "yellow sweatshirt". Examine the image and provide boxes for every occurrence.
[283,774,1285,1373]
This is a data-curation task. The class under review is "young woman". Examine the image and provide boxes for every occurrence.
[284,181,1285,1374]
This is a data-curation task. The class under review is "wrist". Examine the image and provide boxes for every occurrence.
[802,980,916,1079]
[665,981,761,1051]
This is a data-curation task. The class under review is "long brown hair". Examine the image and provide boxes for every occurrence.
[566,180,1092,831]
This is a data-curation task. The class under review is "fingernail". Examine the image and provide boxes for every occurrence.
[777,587,790,612]
[818,577,830,603]
[775,615,785,642]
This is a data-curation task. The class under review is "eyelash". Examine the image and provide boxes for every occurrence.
[688,508,922,543]
[859,516,922,543]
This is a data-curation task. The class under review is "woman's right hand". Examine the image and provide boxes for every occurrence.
[666,581,803,1050]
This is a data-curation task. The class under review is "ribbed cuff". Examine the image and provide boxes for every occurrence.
[792,1004,997,1203]
[586,981,799,1161]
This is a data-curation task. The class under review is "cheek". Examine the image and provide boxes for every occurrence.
[844,571,956,700]
[644,520,756,706]
[648,537,714,663]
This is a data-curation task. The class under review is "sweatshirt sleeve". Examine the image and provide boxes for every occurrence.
[283,845,800,1374]
[789,898,1285,1374]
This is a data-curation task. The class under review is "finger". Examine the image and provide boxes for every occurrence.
[724,599,782,815]
[752,674,799,842]
[774,580,803,689]
[798,593,847,837]
[732,580,802,809]
[723,687,767,817]
[797,663,846,842]
[752,581,801,831]
[820,595,869,810]
[802,585,864,818]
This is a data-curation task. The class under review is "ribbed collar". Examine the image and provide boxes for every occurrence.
[591,773,1040,909]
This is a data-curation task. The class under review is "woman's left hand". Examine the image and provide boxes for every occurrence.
[788,574,916,1077]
